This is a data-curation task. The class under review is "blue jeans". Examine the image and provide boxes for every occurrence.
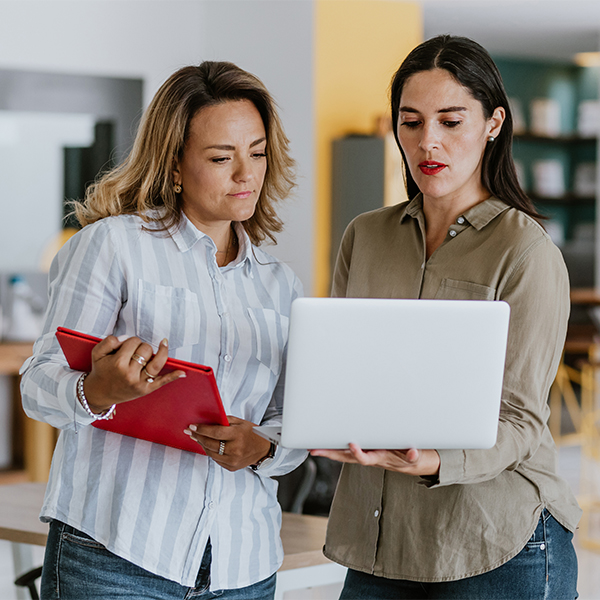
[40,521,276,600]
[339,509,578,599]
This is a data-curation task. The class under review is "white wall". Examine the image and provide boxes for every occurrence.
[0,111,95,270]
[202,0,315,292]
[0,0,315,293]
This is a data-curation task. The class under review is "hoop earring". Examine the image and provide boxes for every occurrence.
[487,136,495,143]
[174,184,182,194]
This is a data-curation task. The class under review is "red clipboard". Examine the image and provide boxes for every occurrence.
[55,327,229,455]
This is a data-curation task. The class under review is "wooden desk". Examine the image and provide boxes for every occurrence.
[0,342,57,482]
[0,343,34,376]
[0,483,345,599]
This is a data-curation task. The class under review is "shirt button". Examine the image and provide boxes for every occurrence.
[224,354,231,362]
[457,216,465,224]
[208,501,215,510]
[374,509,380,518]
[539,543,545,550]
[448,229,457,238]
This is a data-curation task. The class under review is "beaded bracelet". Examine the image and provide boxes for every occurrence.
[76,372,116,420]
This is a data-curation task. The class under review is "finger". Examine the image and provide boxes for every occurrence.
[91,335,125,360]
[185,425,227,449]
[310,449,357,463]
[183,428,209,453]
[132,341,154,362]
[147,369,186,387]
[109,337,146,367]
[143,338,169,378]
[403,448,420,463]
[191,421,233,442]
[347,444,381,466]
[183,427,223,456]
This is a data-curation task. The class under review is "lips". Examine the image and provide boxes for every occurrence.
[229,191,253,199]
[418,161,446,176]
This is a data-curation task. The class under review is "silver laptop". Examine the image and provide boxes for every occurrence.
[255,297,510,450]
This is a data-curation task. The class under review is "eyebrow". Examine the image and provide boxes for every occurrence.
[204,137,266,151]
[399,106,468,114]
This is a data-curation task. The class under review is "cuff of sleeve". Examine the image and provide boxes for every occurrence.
[249,443,283,477]
[60,371,97,427]
[424,449,465,488]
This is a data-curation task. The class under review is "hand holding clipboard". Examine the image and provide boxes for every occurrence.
[56,327,228,455]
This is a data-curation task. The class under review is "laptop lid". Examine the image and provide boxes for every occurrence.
[280,298,510,450]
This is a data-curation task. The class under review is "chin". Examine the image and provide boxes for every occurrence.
[234,205,258,223]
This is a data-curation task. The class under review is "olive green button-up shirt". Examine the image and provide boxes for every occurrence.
[323,195,581,582]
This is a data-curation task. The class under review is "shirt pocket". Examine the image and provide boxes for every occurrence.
[136,280,202,350]
[435,278,496,300]
[247,307,290,377]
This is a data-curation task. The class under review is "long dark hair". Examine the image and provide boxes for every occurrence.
[390,35,542,219]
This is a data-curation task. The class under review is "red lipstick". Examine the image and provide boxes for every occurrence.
[419,161,446,175]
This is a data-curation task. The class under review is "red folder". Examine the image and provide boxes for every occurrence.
[55,327,228,455]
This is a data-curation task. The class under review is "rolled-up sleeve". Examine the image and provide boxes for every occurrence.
[436,238,569,486]
[21,221,124,430]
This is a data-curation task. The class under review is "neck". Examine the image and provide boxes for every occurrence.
[216,224,238,267]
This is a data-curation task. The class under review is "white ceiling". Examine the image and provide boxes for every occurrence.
[418,0,600,62]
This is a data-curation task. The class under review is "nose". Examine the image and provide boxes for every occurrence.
[233,157,253,182]
[418,122,440,152]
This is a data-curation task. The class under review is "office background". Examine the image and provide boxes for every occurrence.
[0,1,599,597]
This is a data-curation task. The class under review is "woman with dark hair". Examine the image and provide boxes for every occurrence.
[21,61,305,600]
[313,36,580,598]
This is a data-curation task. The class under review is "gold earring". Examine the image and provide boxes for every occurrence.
[174,183,182,194]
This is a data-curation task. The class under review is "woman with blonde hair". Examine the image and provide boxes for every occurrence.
[22,61,306,600]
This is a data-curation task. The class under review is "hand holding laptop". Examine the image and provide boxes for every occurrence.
[310,444,441,477]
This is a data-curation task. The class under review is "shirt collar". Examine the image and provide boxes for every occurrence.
[167,211,204,253]
[400,193,510,230]
[168,212,254,271]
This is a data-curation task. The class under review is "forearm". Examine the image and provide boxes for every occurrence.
[435,415,545,487]
[21,333,97,429]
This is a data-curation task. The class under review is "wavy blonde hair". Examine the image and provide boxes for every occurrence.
[75,62,296,245]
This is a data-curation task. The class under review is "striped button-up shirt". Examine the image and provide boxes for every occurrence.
[20,212,307,590]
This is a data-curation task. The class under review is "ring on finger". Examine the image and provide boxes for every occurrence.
[218,441,226,456]
[142,367,156,383]
[131,353,147,367]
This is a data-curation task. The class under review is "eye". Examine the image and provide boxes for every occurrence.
[443,121,461,128]
[211,156,230,164]
[252,151,267,159]
[400,121,420,128]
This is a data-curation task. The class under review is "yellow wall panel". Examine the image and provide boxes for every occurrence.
[314,0,422,295]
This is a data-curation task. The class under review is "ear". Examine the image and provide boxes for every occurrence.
[488,106,505,139]
[172,160,182,186]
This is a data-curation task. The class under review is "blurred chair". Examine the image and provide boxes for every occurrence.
[14,566,42,600]
[579,410,600,552]
[550,314,600,445]
[276,456,318,514]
